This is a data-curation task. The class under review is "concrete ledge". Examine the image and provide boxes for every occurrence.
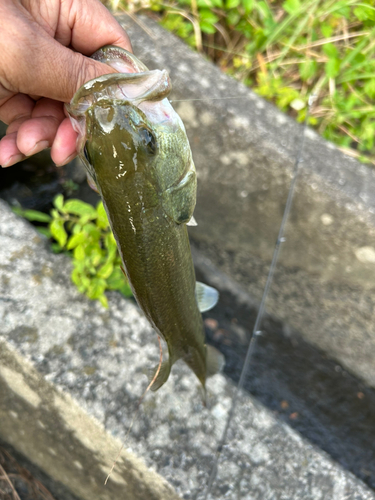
[0,341,177,500]
[1,200,375,499]
[119,14,375,388]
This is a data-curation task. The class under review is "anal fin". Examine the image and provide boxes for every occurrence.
[149,359,172,391]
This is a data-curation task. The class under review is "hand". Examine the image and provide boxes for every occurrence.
[0,0,132,167]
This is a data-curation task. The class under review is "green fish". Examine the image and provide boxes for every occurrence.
[66,46,222,391]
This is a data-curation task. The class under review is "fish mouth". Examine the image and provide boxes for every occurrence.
[91,45,149,74]
[67,70,171,117]
[67,47,172,116]
[65,47,176,157]
[66,70,171,148]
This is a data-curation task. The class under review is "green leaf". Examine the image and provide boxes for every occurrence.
[325,58,341,78]
[323,43,339,59]
[97,261,114,279]
[354,5,375,22]
[282,0,301,15]
[199,9,219,23]
[256,1,272,20]
[87,278,107,300]
[197,0,223,7]
[99,294,109,309]
[71,268,82,287]
[333,5,351,19]
[200,21,217,34]
[67,232,86,250]
[119,280,133,297]
[364,78,375,99]
[63,199,97,219]
[53,194,64,211]
[105,232,118,258]
[24,210,52,223]
[226,0,240,8]
[96,201,109,229]
[80,274,91,290]
[51,209,60,219]
[227,10,241,25]
[74,244,86,261]
[51,243,63,253]
[13,207,52,223]
[82,223,101,240]
[78,214,94,225]
[72,223,83,235]
[321,25,333,38]
[85,246,103,267]
[36,227,52,238]
[299,60,317,81]
[241,0,253,13]
[106,267,126,289]
[106,265,132,296]
[50,219,67,247]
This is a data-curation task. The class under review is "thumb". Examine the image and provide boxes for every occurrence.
[0,1,132,104]
[21,39,122,103]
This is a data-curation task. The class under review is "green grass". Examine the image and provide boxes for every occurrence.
[114,0,375,164]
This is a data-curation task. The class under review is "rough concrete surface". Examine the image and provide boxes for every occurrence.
[1,199,375,500]
[117,15,375,389]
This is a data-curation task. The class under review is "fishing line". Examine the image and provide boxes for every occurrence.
[170,96,248,103]
[202,94,316,500]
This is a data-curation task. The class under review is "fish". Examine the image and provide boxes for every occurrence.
[66,46,223,391]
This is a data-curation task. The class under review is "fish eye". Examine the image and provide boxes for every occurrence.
[139,127,156,155]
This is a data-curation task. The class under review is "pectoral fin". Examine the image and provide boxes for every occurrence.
[86,173,99,193]
[162,164,197,224]
[196,282,219,312]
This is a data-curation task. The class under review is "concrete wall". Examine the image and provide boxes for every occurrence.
[1,198,374,499]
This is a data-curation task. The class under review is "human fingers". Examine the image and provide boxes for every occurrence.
[15,99,65,155]
[0,0,133,166]
[50,117,78,166]
[0,115,77,168]
[56,0,132,55]
[1,0,132,103]
[0,93,34,166]
[0,93,35,127]
[0,97,66,166]
[0,132,25,167]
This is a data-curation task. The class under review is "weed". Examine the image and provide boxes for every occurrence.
[117,0,375,164]
[13,195,132,308]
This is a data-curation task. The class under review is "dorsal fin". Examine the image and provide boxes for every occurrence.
[195,282,219,312]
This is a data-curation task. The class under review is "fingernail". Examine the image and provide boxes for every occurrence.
[25,140,50,156]
[55,153,77,167]
[2,154,26,168]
